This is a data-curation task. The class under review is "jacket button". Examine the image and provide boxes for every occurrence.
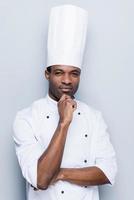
[46,116,49,119]
[78,112,81,115]
[84,159,87,163]
[85,134,88,137]
[61,190,64,194]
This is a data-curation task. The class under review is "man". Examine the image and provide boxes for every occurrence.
[13,4,117,200]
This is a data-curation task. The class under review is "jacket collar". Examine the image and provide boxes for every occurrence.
[46,94,58,112]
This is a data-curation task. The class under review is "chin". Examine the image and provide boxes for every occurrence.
[62,92,74,98]
[52,91,75,101]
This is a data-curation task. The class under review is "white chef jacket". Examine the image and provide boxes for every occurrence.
[13,94,117,200]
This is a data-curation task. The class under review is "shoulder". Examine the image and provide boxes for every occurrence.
[76,99,101,118]
[15,98,47,120]
[13,98,47,138]
[76,99,108,131]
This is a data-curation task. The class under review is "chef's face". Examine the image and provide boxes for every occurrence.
[45,65,81,101]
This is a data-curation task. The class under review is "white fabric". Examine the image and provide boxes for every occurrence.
[46,4,88,69]
[13,95,117,200]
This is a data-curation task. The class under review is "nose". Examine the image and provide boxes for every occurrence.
[61,74,72,85]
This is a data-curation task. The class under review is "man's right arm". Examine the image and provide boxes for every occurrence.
[37,121,69,189]
[37,95,77,190]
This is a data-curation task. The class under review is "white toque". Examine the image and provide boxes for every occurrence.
[46,4,88,69]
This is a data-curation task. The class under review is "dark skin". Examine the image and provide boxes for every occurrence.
[46,65,81,101]
[37,65,110,190]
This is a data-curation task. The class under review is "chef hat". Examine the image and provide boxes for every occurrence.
[46,4,88,69]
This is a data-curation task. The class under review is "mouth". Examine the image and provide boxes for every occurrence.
[59,87,73,92]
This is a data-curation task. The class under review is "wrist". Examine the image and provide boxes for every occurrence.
[57,169,65,181]
[58,120,71,128]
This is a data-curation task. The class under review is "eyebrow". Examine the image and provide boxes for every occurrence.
[71,70,81,73]
[53,69,81,73]
[53,69,63,72]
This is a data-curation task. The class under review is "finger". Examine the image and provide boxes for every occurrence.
[58,96,66,106]
[59,94,69,102]
[58,95,73,106]
[65,99,77,109]
[72,101,77,110]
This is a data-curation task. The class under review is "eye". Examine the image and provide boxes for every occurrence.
[54,71,63,76]
[71,72,80,77]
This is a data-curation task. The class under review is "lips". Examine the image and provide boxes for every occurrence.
[59,87,73,92]
[60,88,72,91]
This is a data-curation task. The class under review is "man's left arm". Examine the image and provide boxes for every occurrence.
[53,111,117,187]
[55,166,110,186]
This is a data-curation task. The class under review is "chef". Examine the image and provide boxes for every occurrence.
[13,4,117,200]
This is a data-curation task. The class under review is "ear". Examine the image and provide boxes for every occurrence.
[45,69,50,80]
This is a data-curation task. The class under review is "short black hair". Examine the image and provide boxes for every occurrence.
[46,66,52,73]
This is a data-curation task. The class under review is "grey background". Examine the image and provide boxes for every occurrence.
[0,0,133,199]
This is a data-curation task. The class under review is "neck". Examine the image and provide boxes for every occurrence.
[48,92,59,102]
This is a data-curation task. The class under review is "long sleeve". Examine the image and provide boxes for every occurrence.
[94,112,117,185]
[13,108,43,188]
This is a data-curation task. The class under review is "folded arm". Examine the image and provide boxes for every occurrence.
[55,166,110,186]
